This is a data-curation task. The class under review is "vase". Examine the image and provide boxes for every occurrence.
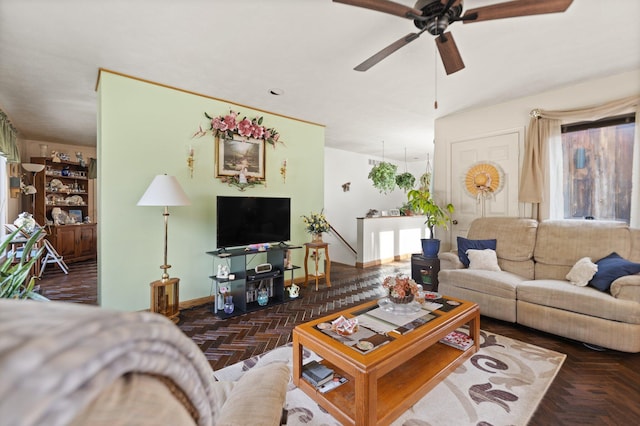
[223,295,234,314]
[312,233,323,243]
[389,294,415,304]
[257,288,269,306]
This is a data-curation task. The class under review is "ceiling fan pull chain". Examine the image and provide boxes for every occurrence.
[404,147,408,172]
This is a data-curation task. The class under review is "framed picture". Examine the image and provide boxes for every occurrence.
[216,137,265,179]
[69,209,83,223]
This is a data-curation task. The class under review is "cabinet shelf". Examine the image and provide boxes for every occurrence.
[207,245,300,318]
[31,156,91,226]
[45,173,88,181]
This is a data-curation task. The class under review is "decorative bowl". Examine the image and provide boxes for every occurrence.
[389,294,415,304]
[331,315,358,336]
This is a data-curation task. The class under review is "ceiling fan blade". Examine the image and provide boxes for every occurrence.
[436,32,465,75]
[333,0,423,19]
[462,0,573,23]
[354,32,421,71]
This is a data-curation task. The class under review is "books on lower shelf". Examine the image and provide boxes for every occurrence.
[318,374,348,393]
[302,361,334,387]
[439,330,474,350]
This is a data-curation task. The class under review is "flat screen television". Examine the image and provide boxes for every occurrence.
[216,196,291,248]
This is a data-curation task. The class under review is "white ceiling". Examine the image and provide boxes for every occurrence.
[1,0,639,162]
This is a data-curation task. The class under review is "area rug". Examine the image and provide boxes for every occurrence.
[214,330,565,426]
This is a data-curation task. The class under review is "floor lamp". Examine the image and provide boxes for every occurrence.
[21,163,45,217]
[137,174,191,322]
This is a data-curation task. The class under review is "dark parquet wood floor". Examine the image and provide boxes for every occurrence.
[38,260,639,425]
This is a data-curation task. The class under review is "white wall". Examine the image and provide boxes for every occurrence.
[323,147,428,265]
[433,69,640,249]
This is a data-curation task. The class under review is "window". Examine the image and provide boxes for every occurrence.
[561,114,635,223]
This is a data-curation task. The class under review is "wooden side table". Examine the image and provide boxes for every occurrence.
[304,242,331,290]
[150,277,180,323]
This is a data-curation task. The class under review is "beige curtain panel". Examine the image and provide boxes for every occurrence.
[519,95,640,224]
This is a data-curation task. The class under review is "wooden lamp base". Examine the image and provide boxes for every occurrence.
[150,277,180,323]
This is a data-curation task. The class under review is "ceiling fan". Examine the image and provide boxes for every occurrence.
[334,0,573,74]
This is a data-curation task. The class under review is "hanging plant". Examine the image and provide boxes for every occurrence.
[368,162,397,194]
[418,171,431,190]
[395,172,415,192]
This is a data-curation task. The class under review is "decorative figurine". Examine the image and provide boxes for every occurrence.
[287,283,300,298]
[216,264,229,279]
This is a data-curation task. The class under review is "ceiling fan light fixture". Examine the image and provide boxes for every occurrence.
[340,0,573,73]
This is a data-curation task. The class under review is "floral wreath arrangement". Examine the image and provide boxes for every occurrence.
[301,211,330,235]
[382,274,420,303]
[196,110,283,147]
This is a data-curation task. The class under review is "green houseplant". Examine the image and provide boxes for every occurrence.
[395,172,416,192]
[0,226,48,300]
[407,188,454,258]
[368,161,397,194]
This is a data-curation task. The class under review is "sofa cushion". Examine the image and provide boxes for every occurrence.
[589,252,640,292]
[438,269,525,299]
[517,279,640,324]
[630,228,640,263]
[466,217,538,279]
[467,249,501,271]
[457,237,497,267]
[534,220,631,280]
[565,257,598,286]
[215,362,289,426]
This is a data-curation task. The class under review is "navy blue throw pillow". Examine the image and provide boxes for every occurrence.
[589,252,640,292]
[457,237,497,268]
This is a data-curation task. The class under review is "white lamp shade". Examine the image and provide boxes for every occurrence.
[22,163,45,173]
[137,175,191,206]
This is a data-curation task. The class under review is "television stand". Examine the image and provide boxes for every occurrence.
[206,245,301,318]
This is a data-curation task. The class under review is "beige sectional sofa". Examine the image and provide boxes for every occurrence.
[439,217,640,353]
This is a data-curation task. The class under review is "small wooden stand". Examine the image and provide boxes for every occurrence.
[150,277,180,323]
[304,242,331,290]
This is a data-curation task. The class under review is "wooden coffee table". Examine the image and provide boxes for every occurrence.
[292,296,480,426]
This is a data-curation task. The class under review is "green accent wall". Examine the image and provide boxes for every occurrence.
[97,71,325,311]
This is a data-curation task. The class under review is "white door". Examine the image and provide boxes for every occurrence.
[449,128,524,248]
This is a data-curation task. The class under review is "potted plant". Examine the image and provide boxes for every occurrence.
[395,172,416,192]
[399,202,413,216]
[0,226,48,300]
[407,188,454,258]
[368,161,397,194]
[301,210,331,243]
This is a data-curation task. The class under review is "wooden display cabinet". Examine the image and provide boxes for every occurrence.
[30,156,91,226]
[29,156,96,263]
